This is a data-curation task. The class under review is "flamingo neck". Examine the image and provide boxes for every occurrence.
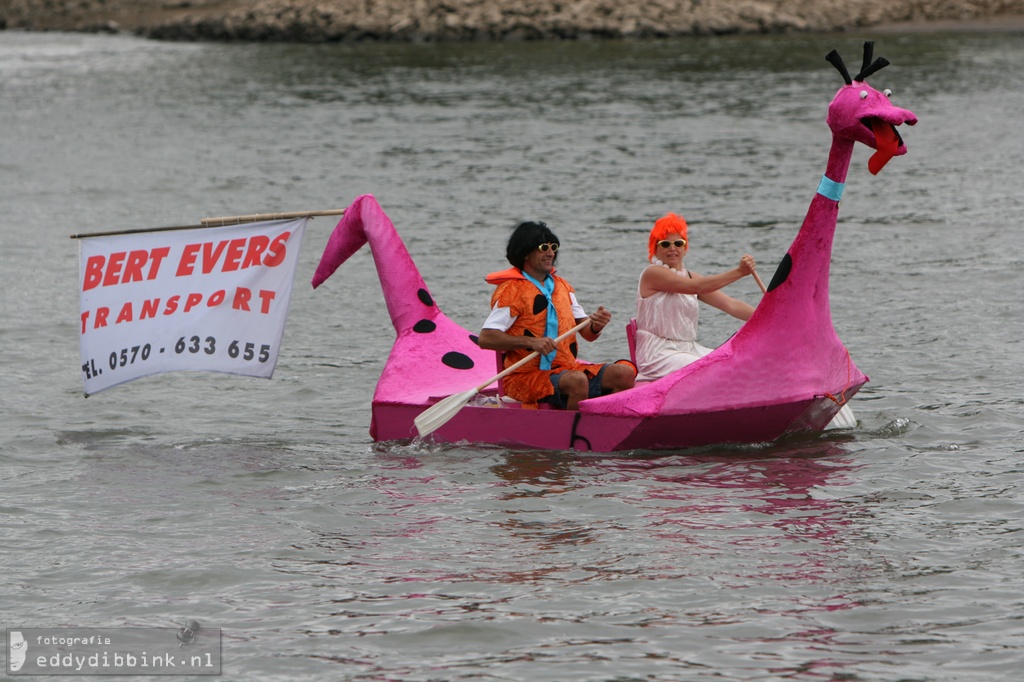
[819,135,855,201]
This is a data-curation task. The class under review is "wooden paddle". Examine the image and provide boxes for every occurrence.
[414,318,592,438]
[753,269,767,294]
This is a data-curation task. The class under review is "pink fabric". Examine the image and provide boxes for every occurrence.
[312,195,497,411]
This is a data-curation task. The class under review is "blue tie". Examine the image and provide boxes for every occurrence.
[521,271,559,370]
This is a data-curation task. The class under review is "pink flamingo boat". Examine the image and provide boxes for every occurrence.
[312,42,917,452]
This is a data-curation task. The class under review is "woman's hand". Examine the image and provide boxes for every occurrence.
[738,254,756,276]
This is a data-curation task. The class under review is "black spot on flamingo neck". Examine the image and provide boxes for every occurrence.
[767,254,792,292]
[413,320,436,333]
[417,289,433,307]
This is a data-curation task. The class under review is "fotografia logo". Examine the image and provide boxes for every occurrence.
[6,623,221,676]
[9,631,27,671]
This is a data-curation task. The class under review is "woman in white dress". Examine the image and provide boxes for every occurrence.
[635,212,758,382]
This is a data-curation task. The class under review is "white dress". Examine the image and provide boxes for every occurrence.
[634,266,713,381]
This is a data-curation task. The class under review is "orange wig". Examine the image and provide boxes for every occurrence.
[647,212,689,261]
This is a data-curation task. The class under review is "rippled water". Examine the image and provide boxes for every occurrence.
[2,29,1022,680]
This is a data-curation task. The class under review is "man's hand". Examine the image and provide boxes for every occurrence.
[588,306,612,332]
[528,336,558,355]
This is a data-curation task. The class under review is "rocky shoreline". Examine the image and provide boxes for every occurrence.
[2,0,1024,41]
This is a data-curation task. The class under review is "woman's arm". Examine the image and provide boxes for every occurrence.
[639,255,755,298]
[698,289,755,321]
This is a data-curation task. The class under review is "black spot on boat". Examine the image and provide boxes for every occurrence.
[442,352,474,370]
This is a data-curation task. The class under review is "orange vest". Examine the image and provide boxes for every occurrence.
[485,267,600,404]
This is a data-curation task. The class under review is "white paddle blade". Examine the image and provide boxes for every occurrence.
[414,388,480,437]
[825,404,856,430]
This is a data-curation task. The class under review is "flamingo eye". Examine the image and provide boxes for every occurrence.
[859,90,868,99]
[883,88,893,97]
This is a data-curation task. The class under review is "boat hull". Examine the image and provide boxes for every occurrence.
[374,383,864,452]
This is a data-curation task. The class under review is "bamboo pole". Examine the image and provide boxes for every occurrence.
[69,209,345,239]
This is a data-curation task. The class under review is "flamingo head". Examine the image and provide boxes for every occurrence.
[825,42,918,175]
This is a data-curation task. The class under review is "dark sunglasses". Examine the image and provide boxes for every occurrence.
[536,243,559,253]
[658,239,687,249]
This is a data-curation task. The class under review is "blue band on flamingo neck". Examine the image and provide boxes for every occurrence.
[817,175,845,202]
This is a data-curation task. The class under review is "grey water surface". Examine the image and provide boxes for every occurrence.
[1,29,1022,680]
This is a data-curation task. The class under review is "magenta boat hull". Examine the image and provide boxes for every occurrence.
[373,388,863,452]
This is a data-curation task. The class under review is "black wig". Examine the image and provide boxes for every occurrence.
[506,221,559,269]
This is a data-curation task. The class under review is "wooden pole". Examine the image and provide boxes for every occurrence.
[753,270,767,294]
[201,209,346,227]
[69,209,345,239]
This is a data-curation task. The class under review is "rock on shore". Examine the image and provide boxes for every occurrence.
[2,0,1024,41]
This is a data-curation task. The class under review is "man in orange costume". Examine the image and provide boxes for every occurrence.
[478,221,635,410]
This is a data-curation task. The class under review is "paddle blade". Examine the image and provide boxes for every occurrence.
[414,388,479,437]
[825,404,857,430]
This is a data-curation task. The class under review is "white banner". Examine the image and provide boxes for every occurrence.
[77,218,307,395]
